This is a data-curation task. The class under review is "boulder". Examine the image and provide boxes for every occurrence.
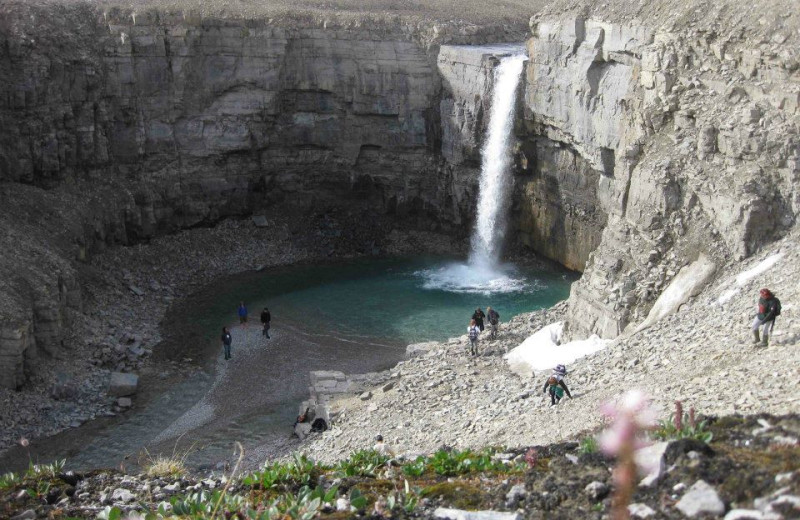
[406,341,439,358]
[108,372,138,397]
[635,441,669,486]
[676,480,726,517]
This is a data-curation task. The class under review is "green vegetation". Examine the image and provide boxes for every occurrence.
[653,406,713,443]
[402,447,522,478]
[242,453,323,490]
[334,449,390,477]
[579,436,599,454]
[0,472,21,490]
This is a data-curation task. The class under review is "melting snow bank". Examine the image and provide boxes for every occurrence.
[504,321,611,373]
[717,252,784,305]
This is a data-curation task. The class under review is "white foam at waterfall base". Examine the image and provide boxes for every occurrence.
[416,260,531,294]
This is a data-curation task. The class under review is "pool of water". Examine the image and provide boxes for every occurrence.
[209,256,576,346]
[6,256,576,471]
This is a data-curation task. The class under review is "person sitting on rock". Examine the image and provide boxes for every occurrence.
[373,434,397,457]
[472,307,486,332]
[467,319,481,356]
[542,375,572,407]
[752,288,781,347]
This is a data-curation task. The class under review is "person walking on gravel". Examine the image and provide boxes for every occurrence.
[468,319,481,356]
[472,307,486,332]
[221,327,233,360]
[487,307,500,339]
[752,288,781,347]
[238,302,248,325]
[542,371,572,407]
[260,307,271,339]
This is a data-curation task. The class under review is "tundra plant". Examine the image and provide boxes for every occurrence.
[599,390,657,520]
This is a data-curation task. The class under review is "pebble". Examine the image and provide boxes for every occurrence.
[628,503,657,518]
[584,481,609,501]
[433,508,521,520]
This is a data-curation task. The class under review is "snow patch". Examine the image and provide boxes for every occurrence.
[505,321,610,373]
[717,252,783,305]
[634,255,716,333]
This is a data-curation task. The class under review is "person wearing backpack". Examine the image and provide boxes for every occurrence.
[472,308,486,332]
[467,319,481,356]
[752,288,781,347]
[542,368,572,407]
[487,307,500,339]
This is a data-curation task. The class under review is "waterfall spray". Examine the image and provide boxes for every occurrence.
[470,53,527,268]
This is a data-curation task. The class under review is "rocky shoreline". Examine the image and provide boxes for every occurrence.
[0,210,464,464]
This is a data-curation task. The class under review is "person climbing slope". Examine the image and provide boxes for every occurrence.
[752,288,781,347]
[472,307,486,332]
[542,366,572,406]
[467,319,481,356]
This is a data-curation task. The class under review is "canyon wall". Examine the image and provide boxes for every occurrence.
[2,0,799,388]
[519,15,799,338]
[0,2,525,388]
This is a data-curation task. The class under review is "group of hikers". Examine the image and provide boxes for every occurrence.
[220,302,272,360]
[467,306,500,356]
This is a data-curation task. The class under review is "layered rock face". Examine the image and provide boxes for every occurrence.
[519,16,799,338]
[0,3,524,388]
[1,7,450,231]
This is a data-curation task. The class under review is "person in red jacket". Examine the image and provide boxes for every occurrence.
[752,288,781,347]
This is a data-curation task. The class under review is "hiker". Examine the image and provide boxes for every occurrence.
[260,307,271,339]
[472,307,486,332]
[221,327,233,360]
[373,434,397,457]
[487,307,500,339]
[542,375,572,406]
[238,302,248,325]
[467,318,481,356]
[752,288,781,347]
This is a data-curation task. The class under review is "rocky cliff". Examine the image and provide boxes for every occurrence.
[2,0,799,390]
[0,1,529,388]
[516,12,799,338]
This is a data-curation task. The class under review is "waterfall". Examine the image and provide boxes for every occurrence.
[469,53,527,268]
[417,48,530,295]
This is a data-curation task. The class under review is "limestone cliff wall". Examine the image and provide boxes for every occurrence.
[519,16,800,338]
[0,3,523,388]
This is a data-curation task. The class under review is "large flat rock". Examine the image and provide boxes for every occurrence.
[108,372,139,397]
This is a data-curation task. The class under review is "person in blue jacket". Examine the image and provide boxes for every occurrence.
[238,301,248,325]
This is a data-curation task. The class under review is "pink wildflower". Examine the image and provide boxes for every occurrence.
[599,390,657,520]
[19,437,29,448]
